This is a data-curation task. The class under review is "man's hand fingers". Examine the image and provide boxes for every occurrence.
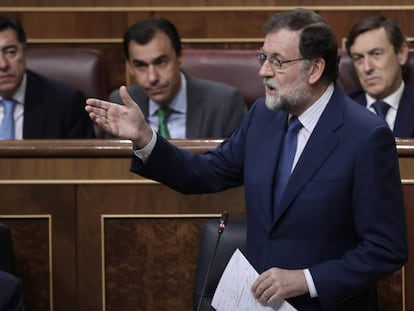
[119,85,136,108]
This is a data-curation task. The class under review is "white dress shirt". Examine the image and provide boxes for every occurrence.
[365,81,404,131]
[147,73,187,139]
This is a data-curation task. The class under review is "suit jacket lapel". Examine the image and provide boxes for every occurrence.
[259,111,288,227]
[23,71,47,138]
[393,86,414,137]
[186,76,205,138]
[272,88,344,226]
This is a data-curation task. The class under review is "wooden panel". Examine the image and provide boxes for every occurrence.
[0,139,413,310]
[0,217,50,311]
[403,184,414,311]
[377,270,403,310]
[103,217,208,310]
[2,6,414,96]
[77,183,245,311]
[0,185,76,311]
[6,8,414,42]
[2,1,414,6]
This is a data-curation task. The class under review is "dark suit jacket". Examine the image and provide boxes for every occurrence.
[131,85,408,310]
[0,271,24,311]
[349,86,414,138]
[23,70,95,138]
[108,74,247,138]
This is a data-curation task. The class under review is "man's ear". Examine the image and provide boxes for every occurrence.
[177,54,184,68]
[398,42,409,66]
[127,61,134,76]
[308,58,325,85]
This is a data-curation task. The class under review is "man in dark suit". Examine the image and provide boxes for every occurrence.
[109,18,246,139]
[0,271,24,310]
[0,16,95,139]
[86,9,408,311]
[346,16,414,138]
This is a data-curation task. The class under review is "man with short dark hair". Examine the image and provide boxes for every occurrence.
[109,18,246,139]
[346,15,414,137]
[0,15,95,139]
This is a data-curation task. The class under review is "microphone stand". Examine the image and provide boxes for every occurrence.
[196,211,229,311]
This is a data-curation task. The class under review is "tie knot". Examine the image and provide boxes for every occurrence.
[372,101,390,119]
[287,117,302,134]
[2,99,16,114]
[157,106,172,119]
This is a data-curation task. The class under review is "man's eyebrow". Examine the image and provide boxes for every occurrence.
[351,47,383,56]
[1,44,18,52]
[132,54,168,65]
[259,49,282,59]
[152,54,168,62]
[367,47,384,54]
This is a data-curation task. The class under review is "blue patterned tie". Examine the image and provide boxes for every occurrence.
[275,117,303,211]
[0,99,16,140]
[372,101,390,120]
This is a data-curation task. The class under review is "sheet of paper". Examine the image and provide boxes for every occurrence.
[211,249,297,311]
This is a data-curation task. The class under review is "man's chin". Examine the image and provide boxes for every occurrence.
[0,85,18,98]
[265,95,281,111]
[366,90,385,100]
[149,94,169,105]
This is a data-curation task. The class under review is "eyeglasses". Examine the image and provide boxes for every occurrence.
[256,52,306,72]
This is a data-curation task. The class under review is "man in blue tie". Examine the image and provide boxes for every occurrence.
[346,16,414,138]
[0,98,15,139]
[0,15,95,139]
[86,9,408,311]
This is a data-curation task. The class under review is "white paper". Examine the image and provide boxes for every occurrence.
[211,249,297,311]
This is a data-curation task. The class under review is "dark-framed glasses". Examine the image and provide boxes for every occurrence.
[256,52,306,72]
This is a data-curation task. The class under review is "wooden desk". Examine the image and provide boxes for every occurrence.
[0,139,412,311]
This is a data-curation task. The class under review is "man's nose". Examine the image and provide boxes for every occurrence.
[362,56,374,72]
[258,60,274,78]
[147,64,159,82]
[0,53,10,70]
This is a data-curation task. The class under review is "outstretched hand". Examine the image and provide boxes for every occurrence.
[85,86,153,147]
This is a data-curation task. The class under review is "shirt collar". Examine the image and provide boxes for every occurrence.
[295,83,334,134]
[365,81,404,111]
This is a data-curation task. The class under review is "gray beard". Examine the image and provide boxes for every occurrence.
[264,74,312,114]
[265,95,295,112]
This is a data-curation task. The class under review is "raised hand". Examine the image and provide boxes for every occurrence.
[85,85,153,147]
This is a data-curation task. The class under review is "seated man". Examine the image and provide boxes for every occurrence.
[345,15,414,137]
[0,271,25,310]
[0,16,95,139]
[109,18,246,139]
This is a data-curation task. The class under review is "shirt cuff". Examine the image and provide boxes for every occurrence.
[133,128,157,163]
[303,268,318,298]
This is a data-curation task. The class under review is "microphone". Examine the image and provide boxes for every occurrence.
[196,211,229,311]
[218,211,229,234]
